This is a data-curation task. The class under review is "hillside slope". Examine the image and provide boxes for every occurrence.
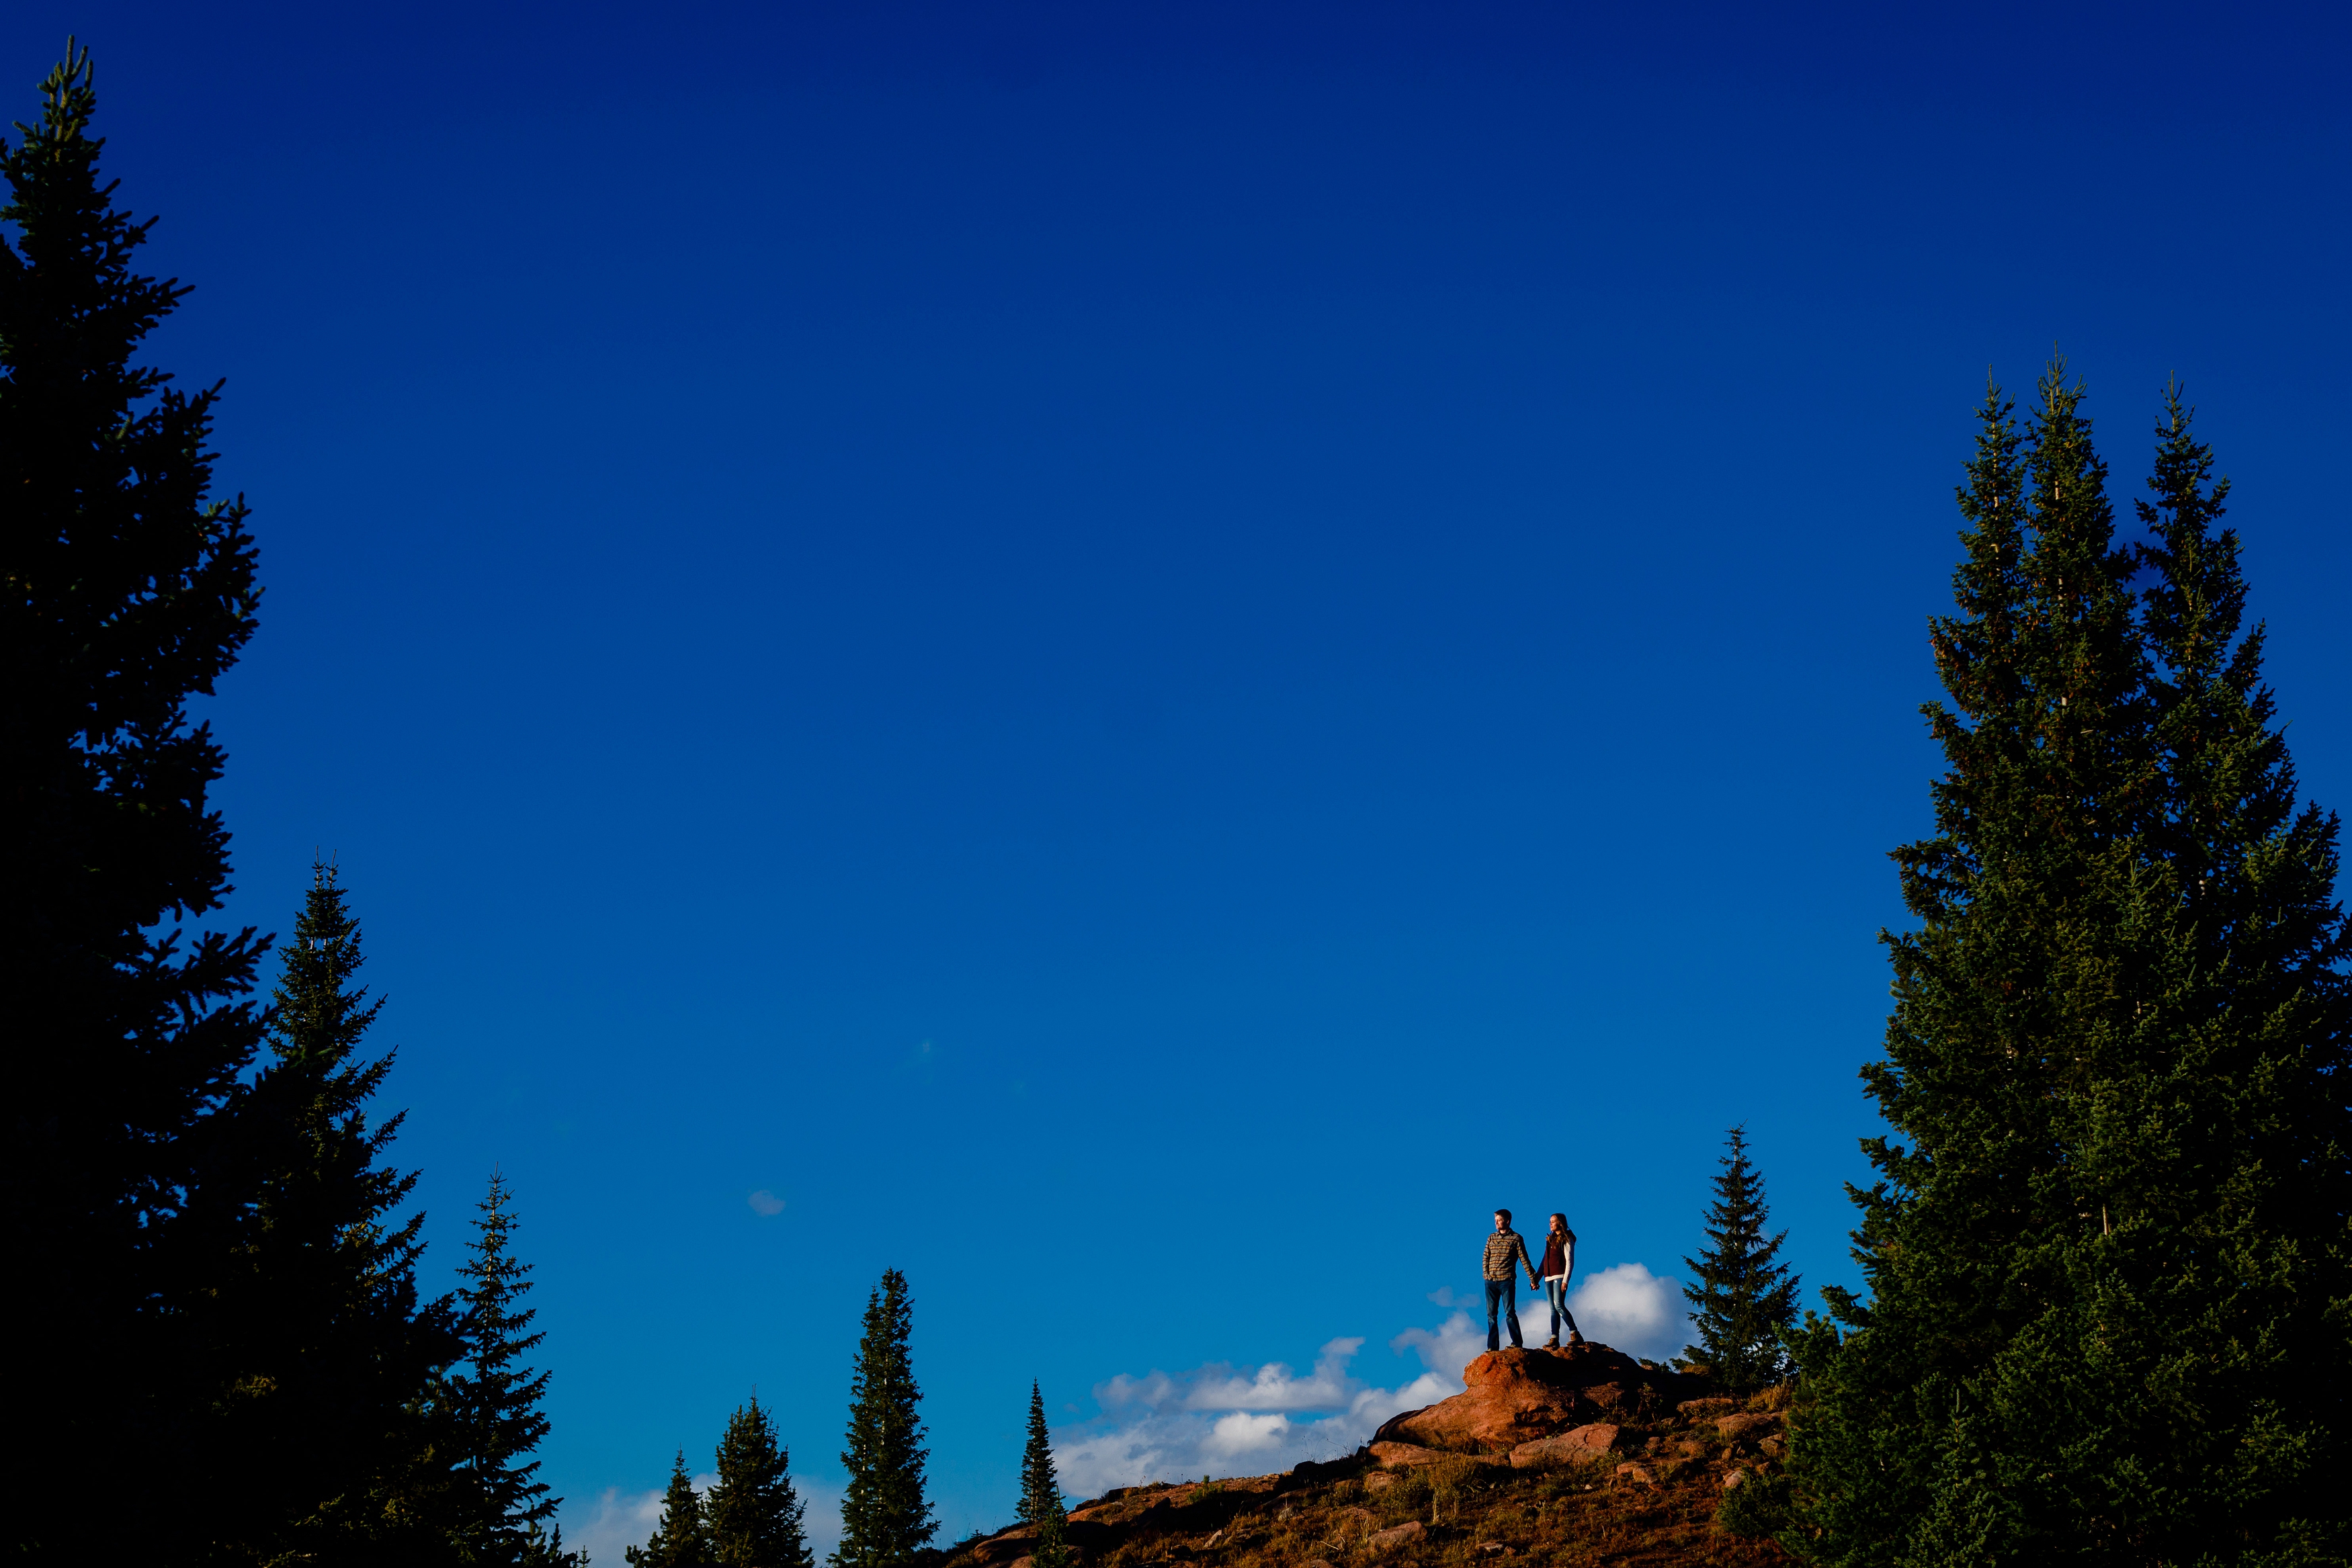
[942,1344,1796,1568]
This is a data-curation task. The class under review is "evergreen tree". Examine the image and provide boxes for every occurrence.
[200,861,462,1563]
[1679,1126,1798,1394]
[1790,366,2352,1566]
[628,1452,717,1568]
[446,1171,571,1563]
[1,42,266,1561]
[833,1270,936,1568]
[1017,1383,1070,1568]
[708,1395,812,1568]
[519,1522,585,1568]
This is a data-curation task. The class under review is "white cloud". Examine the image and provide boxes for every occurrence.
[1052,1331,1464,1498]
[1204,1411,1292,1456]
[748,1189,786,1217]
[1097,1370,1177,1409]
[1566,1264,1690,1362]
[800,1479,846,1557]
[1390,1310,1488,1381]
[1182,1338,1363,1411]
[576,1485,664,1568]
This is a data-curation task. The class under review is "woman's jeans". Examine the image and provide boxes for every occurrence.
[1544,1276,1578,1339]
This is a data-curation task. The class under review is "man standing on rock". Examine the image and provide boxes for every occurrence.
[1540,1212,1583,1348]
[1482,1209,1540,1352]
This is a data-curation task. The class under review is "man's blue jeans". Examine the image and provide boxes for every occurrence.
[1544,1276,1579,1340]
[1484,1278,1522,1351]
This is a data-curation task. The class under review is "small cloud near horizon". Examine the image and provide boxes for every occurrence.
[576,1484,666,1568]
[748,1189,786,1217]
[1054,1334,1454,1497]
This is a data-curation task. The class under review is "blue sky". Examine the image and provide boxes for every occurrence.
[7,1,2347,1561]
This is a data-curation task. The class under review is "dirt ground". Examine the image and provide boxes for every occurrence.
[938,1387,1798,1568]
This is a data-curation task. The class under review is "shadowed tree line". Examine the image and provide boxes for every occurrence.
[3,45,575,1566]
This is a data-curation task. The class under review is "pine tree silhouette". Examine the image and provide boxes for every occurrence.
[207,860,460,1560]
[1017,1383,1069,1568]
[708,1395,812,1568]
[446,1172,571,1562]
[1,40,266,1560]
[1679,1125,1798,1393]
[630,1452,716,1568]
[833,1270,935,1568]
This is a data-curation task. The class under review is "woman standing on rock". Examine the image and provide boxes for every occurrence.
[1540,1213,1582,1348]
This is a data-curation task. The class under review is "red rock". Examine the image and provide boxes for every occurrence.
[1507,1424,1622,1469]
[1370,1442,1452,1469]
[1716,1412,1777,1442]
[1614,1462,1656,1486]
[1369,1522,1425,1553]
[1372,1344,1644,1454]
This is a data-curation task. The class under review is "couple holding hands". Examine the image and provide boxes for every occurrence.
[1481,1207,1581,1352]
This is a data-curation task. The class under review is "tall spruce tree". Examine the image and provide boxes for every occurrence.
[1680,1127,1798,1394]
[628,1453,717,1568]
[200,861,462,1563]
[1,42,267,1561]
[446,1171,571,1564]
[1017,1383,1070,1568]
[833,1270,936,1568]
[707,1395,812,1568]
[1790,366,2352,1566]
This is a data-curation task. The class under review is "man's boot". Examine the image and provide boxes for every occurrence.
[1546,1335,1560,1348]
[1568,1331,1585,1346]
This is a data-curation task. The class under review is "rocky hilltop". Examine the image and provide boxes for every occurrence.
[1368,1343,1708,1465]
[940,1343,1794,1568]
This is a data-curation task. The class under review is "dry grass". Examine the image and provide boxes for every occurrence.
[939,1384,1802,1568]
[936,1410,1797,1568]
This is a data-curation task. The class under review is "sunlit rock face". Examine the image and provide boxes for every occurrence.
[1369,1343,1705,1455]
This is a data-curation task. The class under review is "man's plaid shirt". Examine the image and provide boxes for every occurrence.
[1482,1228,1534,1282]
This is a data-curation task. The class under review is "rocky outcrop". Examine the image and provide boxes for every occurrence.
[1507,1423,1621,1468]
[934,1365,1799,1568]
[936,1344,1796,1568]
[1367,1441,1456,1469]
[1370,1344,1705,1456]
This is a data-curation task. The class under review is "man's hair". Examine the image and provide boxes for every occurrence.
[1495,1208,1512,1221]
